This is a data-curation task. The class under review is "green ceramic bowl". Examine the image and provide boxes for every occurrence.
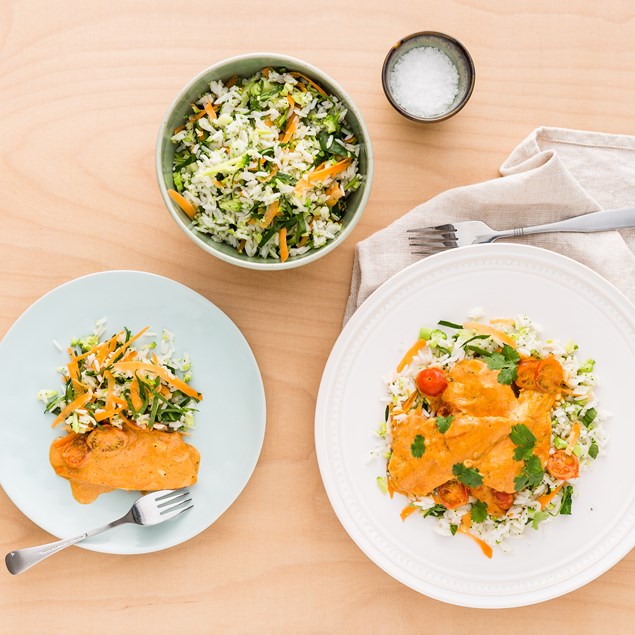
[156,53,373,270]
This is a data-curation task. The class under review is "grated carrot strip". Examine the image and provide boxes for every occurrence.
[52,392,93,427]
[279,228,289,263]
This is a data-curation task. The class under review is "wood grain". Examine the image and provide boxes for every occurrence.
[1,0,634,632]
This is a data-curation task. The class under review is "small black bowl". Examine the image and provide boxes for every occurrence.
[381,31,475,123]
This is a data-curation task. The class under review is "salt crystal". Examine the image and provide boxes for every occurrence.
[389,47,460,118]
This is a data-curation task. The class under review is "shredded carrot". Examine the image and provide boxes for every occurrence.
[281,113,299,144]
[129,378,143,411]
[174,124,186,134]
[204,99,217,120]
[52,392,93,427]
[226,74,238,88]
[293,178,311,196]
[344,135,357,144]
[94,409,117,423]
[459,528,494,559]
[307,158,352,183]
[537,482,566,510]
[290,71,327,97]
[463,322,517,349]
[387,477,395,499]
[567,422,581,453]
[461,511,472,531]
[168,189,197,220]
[394,390,418,415]
[112,362,202,400]
[104,370,115,412]
[112,326,149,361]
[258,164,278,183]
[279,228,289,263]
[298,234,309,248]
[325,182,343,207]
[287,94,295,109]
[238,238,246,253]
[264,117,273,127]
[400,504,418,521]
[397,339,427,372]
[259,200,281,228]
[489,318,515,326]
[261,67,271,78]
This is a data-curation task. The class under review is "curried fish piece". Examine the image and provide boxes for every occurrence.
[388,410,511,497]
[441,360,516,417]
[50,425,200,504]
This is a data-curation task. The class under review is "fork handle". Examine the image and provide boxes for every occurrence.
[4,516,128,576]
[497,207,635,238]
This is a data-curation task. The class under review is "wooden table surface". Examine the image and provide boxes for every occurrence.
[1,1,634,632]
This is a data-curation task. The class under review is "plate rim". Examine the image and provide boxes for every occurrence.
[315,243,635,607]
[0,269,267,555]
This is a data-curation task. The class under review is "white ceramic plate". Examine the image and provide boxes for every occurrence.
[0,271,266,555]
[315,244,635,608]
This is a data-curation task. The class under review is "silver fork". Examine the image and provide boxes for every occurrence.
[408,207,635,256]
[5,489,193,575]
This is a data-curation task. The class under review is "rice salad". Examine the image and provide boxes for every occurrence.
[38,320,202,435]
[168,67,362,261]
[374,310,606,556]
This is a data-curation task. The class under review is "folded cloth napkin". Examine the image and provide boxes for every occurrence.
[344,126,635,324]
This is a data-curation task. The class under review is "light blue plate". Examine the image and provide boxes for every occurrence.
[0,271,266,554]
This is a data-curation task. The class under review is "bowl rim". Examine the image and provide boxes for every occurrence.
[155,52,374,271]
[381,31,475,124]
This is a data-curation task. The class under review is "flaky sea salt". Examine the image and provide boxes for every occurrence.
[389,47,459,117]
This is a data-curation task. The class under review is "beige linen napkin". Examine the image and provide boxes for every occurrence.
[344,126,635,323]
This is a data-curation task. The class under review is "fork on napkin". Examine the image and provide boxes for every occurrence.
[345,126,635,323]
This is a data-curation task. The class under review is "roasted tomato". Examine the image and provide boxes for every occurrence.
[435,480,469,509]
[516,358,539,390]
[547,450,579,480]
[492,490,515,510]
[416,367,448,396]
[535,356,564,393]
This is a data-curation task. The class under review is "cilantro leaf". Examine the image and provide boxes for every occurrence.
[449,524,458,536]
[485,352,506,370]
[436,414,454,434]
[588,442,599,459]
[501,344,520,363]
[497,366,518,385]
[470,500,488,523]
[559,485,573,515]
[410,434,426,458]
[452,463,483,488]
[510,423,536,461]
[423,504,447,518]
[514,454,544,491]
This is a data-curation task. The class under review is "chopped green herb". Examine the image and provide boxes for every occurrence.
[461,334,490,349]
[582,407,597,427]
[384,404,389,422]
[449,524,458,536]
[588,442,599,459]
[438,320,463,329]
[514,454,544,491]
[452,463,483,488]
[470,500,488,523]
[423,504,447,518]
[510,423,536,461]
[419,327,434,340]
[436,414,454,434]
[410,434,426,458]
[559,485,573,515]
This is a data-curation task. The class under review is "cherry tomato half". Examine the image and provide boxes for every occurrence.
[535,356,565,393]
[547,450,579,480]
[416,367,448,396]
[516,359,539,390]
[492,490,515,510]
[435,480,469,509]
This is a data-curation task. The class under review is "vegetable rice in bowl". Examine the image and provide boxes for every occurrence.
[156,53,373,270]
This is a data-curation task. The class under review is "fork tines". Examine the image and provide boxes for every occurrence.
[407,224,459,255]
